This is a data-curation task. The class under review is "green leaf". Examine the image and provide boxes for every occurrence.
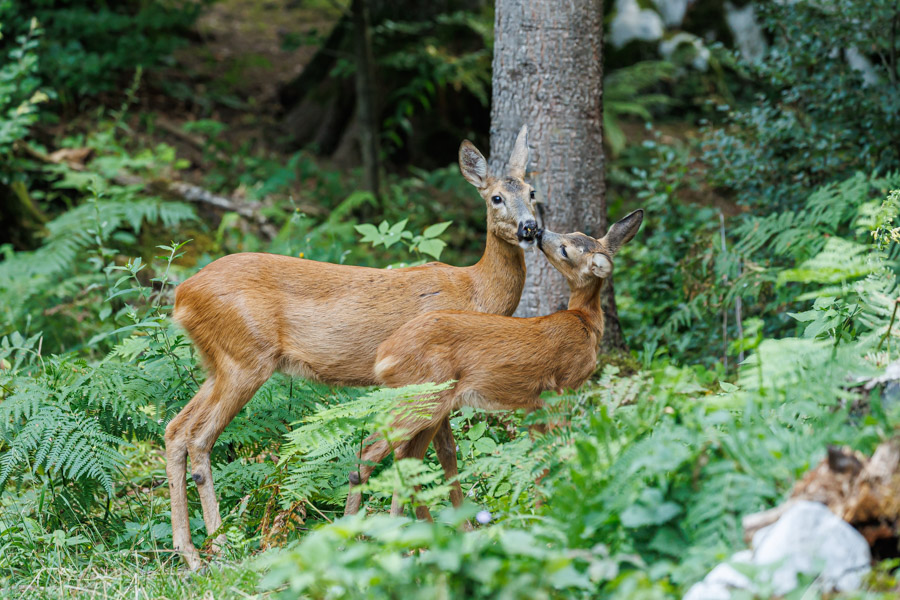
[422,221,452,238]
[388,219,408,236]
[474,436,497,454]
[354,223,380,243]
[466,421,486,440]
[620,489,681,528]
[417,238,446,260]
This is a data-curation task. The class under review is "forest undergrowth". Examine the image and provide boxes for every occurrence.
[3,1,900,598]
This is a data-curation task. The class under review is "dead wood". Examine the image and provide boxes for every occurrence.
[743,440,900,549]
[16,141,279,239]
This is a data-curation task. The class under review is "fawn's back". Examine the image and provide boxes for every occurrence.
[375,309,601,407]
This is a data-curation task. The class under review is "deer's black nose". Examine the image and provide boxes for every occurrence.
[517,219,539,241]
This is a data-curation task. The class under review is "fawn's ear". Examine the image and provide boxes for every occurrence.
[603,209,644,254]
[590,253,613,278]
[459,140,488,188]
[507,124,529,179]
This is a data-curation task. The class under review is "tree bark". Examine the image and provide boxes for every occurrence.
[351,0,381,198]
[490,0,626,351]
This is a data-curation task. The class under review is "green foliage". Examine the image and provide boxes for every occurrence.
[0,0,203,99]
[0,19,50,181]
[355,218,453,263]
[614,139,723,363]
[702,0,900,211]
[370,10,493,152]
[0,243,197,505]
[257,511,621,599]
[604,61,675,157]
[279,382,452,509]
[617,129,900,364]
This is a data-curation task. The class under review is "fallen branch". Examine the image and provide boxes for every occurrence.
[17,141,278,239]
[743,441,900,547]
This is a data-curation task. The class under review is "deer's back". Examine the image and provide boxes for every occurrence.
[173,252,489,385]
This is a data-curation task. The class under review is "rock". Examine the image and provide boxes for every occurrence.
[724,2,767,62]
[683,554,754,600]
[659,32,710,71]
[704,563,752,589]
[652,0,690,27]
[752,501,870,594]
[610,0,664,48]
[685,502,871,599]
[682,580,732,600]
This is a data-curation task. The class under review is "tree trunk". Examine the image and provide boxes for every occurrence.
[351,0,381,198]
[490,0,626,352]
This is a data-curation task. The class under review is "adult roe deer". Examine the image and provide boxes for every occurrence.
[344,210,644,520]
[166,126,539,569]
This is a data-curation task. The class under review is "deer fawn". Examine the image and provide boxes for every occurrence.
[344,210,644,521]
[166,126,539,569]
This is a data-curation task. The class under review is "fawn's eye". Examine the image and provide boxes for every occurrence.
[491,195,503,205]
[530,190,536,200]
[560,246,568,258]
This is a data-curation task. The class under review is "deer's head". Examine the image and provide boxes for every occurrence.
[537,209,644,291]
[458,125,539,249]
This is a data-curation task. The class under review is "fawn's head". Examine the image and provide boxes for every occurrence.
[537,209,644,291]
[458,125,539,249]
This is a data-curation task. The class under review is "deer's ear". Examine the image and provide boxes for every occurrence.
[507,125,528,179]
[459,140,488,188]
[603,209,644,254]
[590,253,613,278]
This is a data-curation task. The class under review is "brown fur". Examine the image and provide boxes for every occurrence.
[165,127,538,569]
[344,210,644,520]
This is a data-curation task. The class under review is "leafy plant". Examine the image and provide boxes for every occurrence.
[0,1,203,99]
[702,0,900,212]
[355,218,453,263]
[603,61,675,157]
[257,511,621,600]
[279,382,452,510]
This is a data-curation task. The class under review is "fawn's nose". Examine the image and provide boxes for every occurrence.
[517,219,539,241]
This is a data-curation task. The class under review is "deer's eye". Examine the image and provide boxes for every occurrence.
[491,195,503,205]
[530,190,536,200]
[560,246,568,258]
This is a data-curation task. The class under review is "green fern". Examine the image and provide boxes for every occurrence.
[0,345,187,498]
[278,382,452,508]
[604,61,675,156]
[0,402,124,497]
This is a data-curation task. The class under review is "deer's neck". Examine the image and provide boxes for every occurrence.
[469,230,526,316]
[568,279,605,341]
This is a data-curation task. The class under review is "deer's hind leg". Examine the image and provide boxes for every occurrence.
[185,363,273,555]
[165,377,215,570]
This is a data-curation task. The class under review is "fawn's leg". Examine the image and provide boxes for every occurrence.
[345,407,440,516]
[432,417,473,530]
[344,437,394,516]
[526,403,553,509]
[185,366,271,556]
[433,417,464,509]
[165,377,214,571]
[389,423,441,520]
